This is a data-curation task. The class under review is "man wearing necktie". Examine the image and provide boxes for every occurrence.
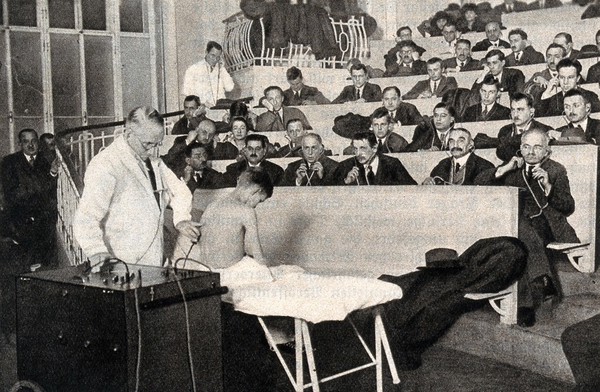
[181,142,223,192]
[506,29,545,67]
[496,92,553,161]
[463,75,511,122]
[523,43,566,98]
[74,106,199,268]
[442,39,483,72]
[472,49,525,97]
[282,66,330,106]
[255,85,311,132]
[402,57,457,100]
[475,129,579,327]
[423,128,494,185]
[332,63,383,103]
[368,107,408,153]
[333,131,416,186]
[472,22,510,52]
[552,89,600,144]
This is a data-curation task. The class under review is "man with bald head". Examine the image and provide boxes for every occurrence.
[472,22,510,52]
[476,129,579,326]
[422,128,494,185]
[74,106,199,267]
[282,133,339,186]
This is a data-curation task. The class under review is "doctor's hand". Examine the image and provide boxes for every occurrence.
[176,220,201,242]
[89,252,113,273]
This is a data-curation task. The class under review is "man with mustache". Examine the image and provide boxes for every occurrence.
[442,39,483,72]
[282,133,339,186]
[181,142,223,192]
[505,29,545,67]
[222,134,283,187]
[383,40,427,78]
[476,129,579,327]
[333,131,416,186]
[552,89,600,144]
[406,102,456,152]
[422,128,494,185]
[537,58,600,117]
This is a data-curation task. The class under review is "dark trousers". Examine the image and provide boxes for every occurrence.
[376,237,527,364]
[562,314,600,391]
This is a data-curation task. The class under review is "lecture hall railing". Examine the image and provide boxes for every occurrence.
[222,12,370,71]
[55,111,183,266]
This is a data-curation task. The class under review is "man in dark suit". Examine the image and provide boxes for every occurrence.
[537,58,600,117]
[475,129,579,326]
[1,128,58,268]
[423,128,494,185]
[256,86,312,133]
[553,89,600,144]
[587,60,600,84]
[382,86,424,126]
[222,134,284,187]
[333,131,416,186]
[463,75,511,122]
[523,44,567,102]
[406,102,457,152]
[282,66,330,106]
[529,0,562,9]
[369,107,408,153]
[282,133,339,186]
[472,22,511,52]
[496,92,553,161]
[442,39,483,72]
[383,40,428,77]
[554,32,581,61]
[402,57,458,100]
[273,118,306,158]
[180,142,223,192]
[171,95,206,135]
[332,63,382,104]
[494,0,529,13]
[471,49,525,96]
[505,29,545,66]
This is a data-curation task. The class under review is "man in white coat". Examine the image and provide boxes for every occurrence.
[73,106,199,267]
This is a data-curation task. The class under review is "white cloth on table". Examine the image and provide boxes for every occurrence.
[222,259,403,323]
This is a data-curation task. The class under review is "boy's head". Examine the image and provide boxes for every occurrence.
[237,168,273,207]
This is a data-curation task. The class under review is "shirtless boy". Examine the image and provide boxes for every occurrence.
[198,168,274,270]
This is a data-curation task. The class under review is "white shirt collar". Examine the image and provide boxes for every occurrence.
[454,152,471,167]
[573,117,589,130]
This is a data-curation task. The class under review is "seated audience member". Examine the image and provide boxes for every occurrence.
[333,131,416,186]
[373,237,526,371]
[423,128,494,185]
[554,32,581,60]
[463,75,511,122]
[282,133,339,186]
[494,0,529,13]
[274,119,306,158]
[472,49,525,95]
[256,86,311,132]
[440,21,460,50]
[472,21,510,52]
[496,92,552,161]
[537,58,600,117]
[523,44,567,100]
[475,129,579,326]
[172,95,206,135]
[369,107,408,153]
[383,40,428,78]
[333,63,383,103]
[394,26,426,57]
[196,118,240,160]
[585,30,600,82]
[418,11,451,38]
[181,142,223,192]
[282,66,330,106]
[457,3,486,33]
[505,29,545,66]
[220,101,257,132]
[222,117,251,159]
[403,58,458,100]
[382,86,424,126]
[222,134,284,187]
[552,89,600,144]
[442,39,484,72]
[529,0,562,8]
[406,102,457,152]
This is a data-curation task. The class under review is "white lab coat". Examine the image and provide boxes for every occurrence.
[73,136,192,266]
